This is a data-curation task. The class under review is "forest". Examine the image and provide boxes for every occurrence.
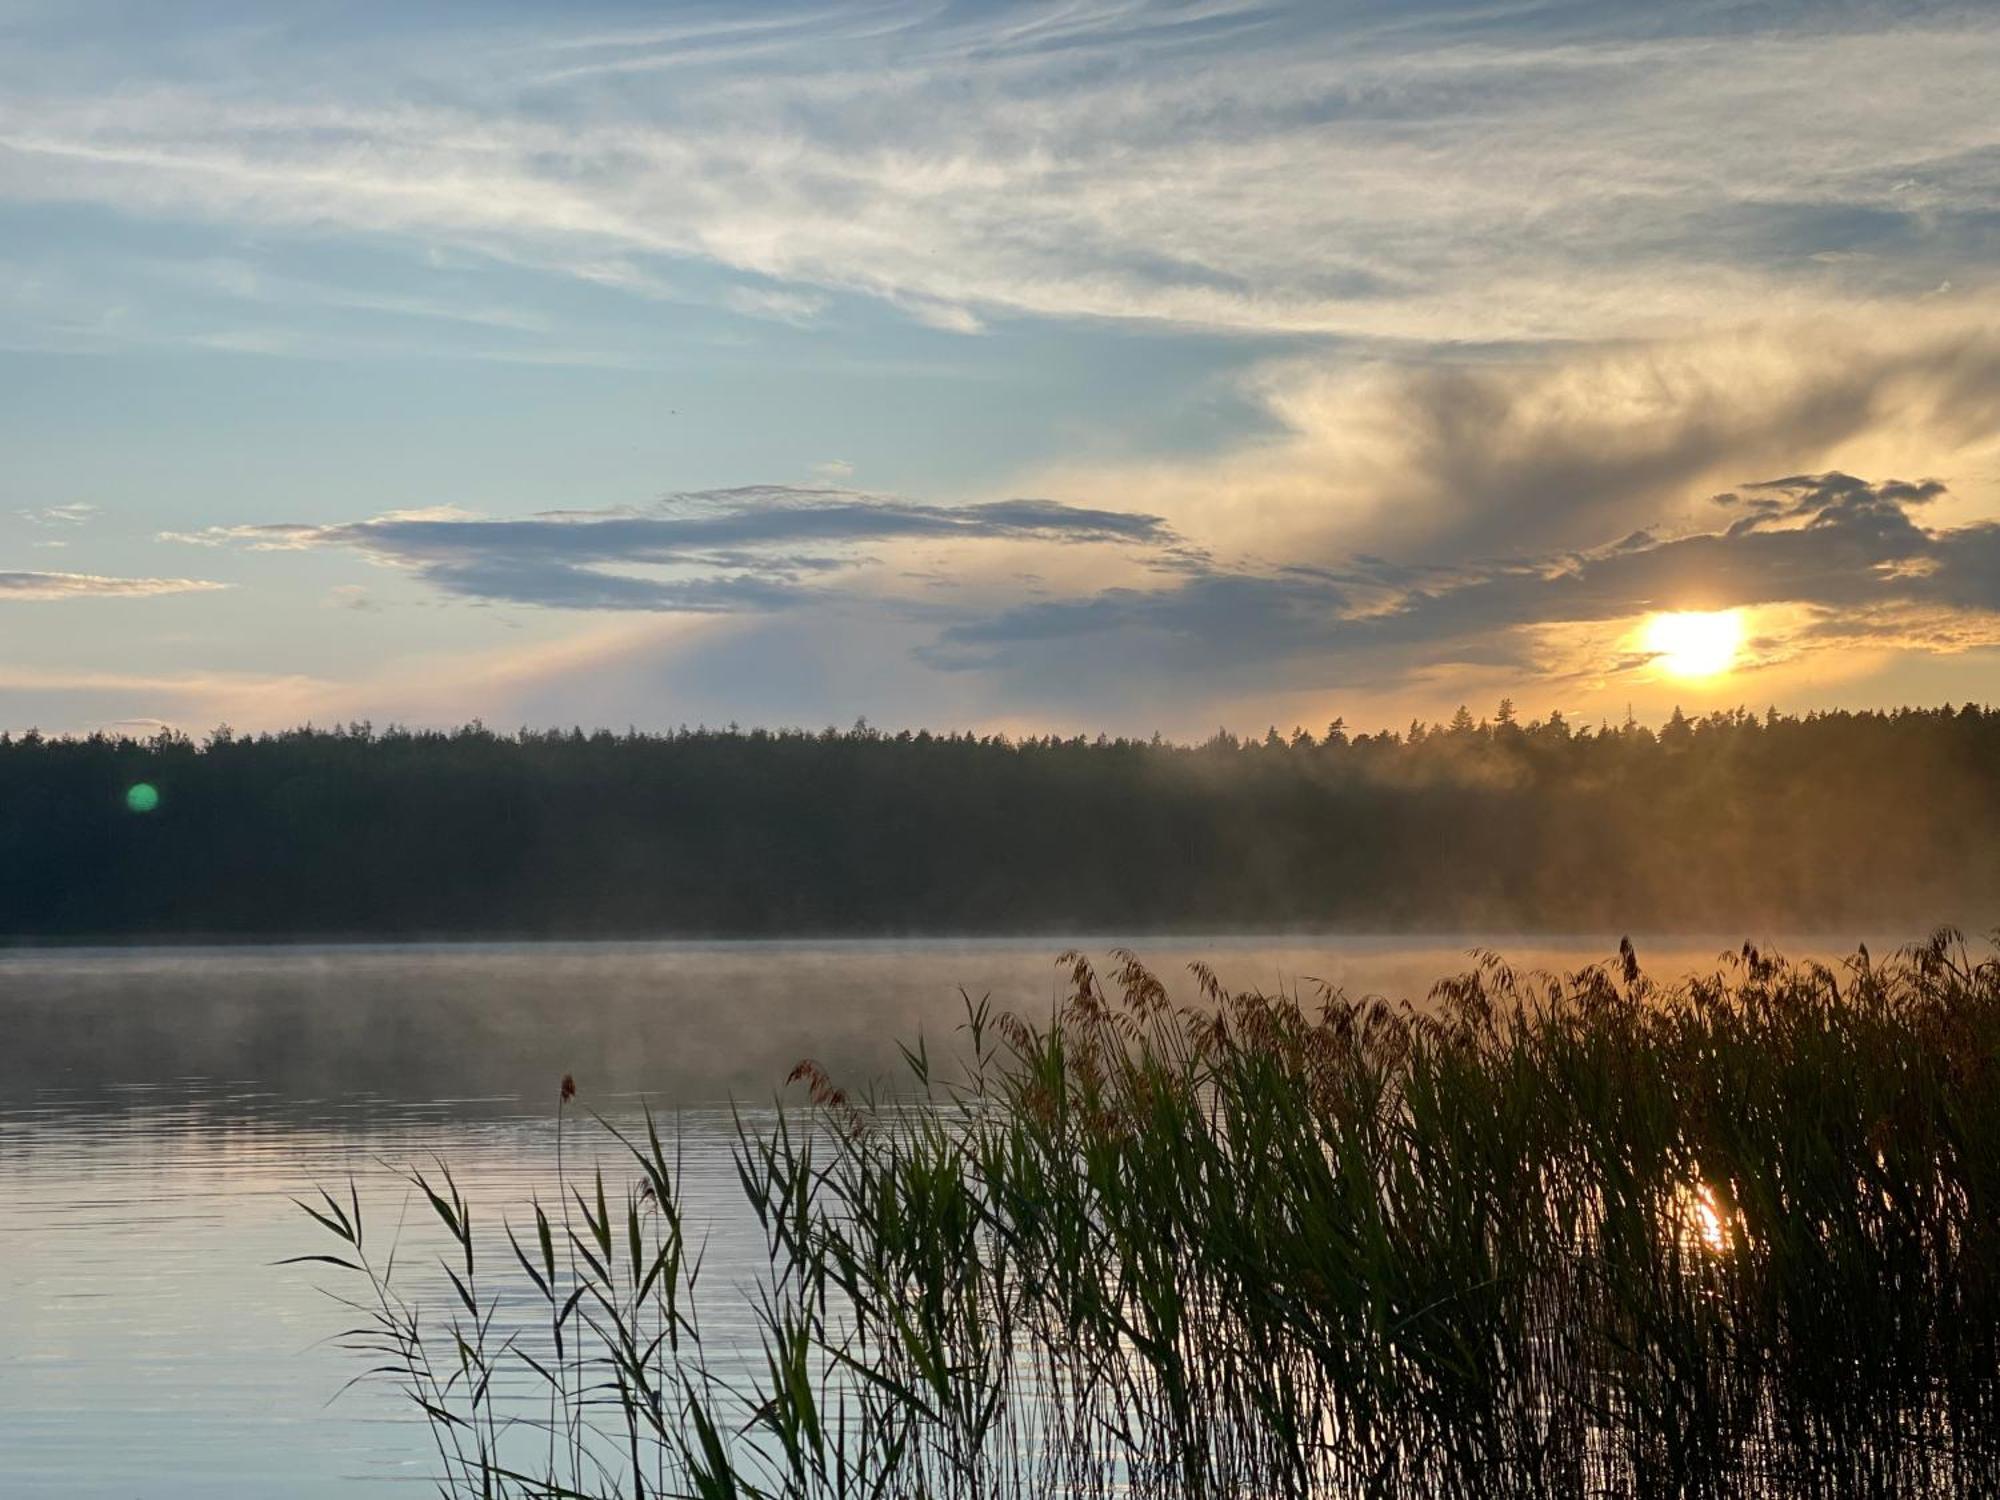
[3,703,1996,939]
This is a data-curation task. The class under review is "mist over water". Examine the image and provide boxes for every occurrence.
[2,934,1885,1107]
[1,934,1891,1496]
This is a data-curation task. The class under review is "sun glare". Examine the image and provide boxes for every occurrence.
[1642,610,1744,679]
[1670,1180,1737,1256]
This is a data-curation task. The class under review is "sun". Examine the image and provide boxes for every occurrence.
[1642,610,1744,679]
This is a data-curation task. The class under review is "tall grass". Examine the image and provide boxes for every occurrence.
[304,931,2000,1496]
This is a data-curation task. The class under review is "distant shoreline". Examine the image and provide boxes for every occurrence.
[8,711,1995,940]
[0,925,1919,955]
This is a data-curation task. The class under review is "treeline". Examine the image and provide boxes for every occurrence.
[4,703,1997,938]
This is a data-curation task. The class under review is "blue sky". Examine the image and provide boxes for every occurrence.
[3,0,1997,737]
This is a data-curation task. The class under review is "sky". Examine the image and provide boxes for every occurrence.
[3,0,1998,740]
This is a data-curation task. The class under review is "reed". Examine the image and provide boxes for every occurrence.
[303,929,2000,1497]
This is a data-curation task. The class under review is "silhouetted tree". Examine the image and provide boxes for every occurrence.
[1,705,1995,937]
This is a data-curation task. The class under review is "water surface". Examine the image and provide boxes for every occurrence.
[0,934,1875,1496]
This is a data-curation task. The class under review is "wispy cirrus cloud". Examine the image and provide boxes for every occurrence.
[0,3,1992,344]
[16,503,99,526]
[723,285,828,327]
[0,570,227,600]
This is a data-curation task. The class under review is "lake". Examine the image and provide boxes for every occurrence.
[0,933,1879,1496]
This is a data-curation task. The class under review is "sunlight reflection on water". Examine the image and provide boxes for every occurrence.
[1669,1176,1739,1256]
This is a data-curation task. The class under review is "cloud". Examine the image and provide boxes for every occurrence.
[1025,321,2000,573]
[0,570,227,600]
[3,2,1998,737]
[17,503,98,526]
[324,584,382,612]
[923,474,2000,687]
[154,256,554,332]
[0,664,334,737]
[0,5,1993,341]
[168,463,2000,720]
[723,285,828,326]
[176,486,1174,611]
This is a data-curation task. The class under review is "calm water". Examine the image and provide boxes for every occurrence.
[0,934,1876,1497]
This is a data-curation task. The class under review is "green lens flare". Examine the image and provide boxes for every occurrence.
[125,782,160,813]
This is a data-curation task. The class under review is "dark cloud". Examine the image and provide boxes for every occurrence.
[175,474,2000,699]
[186,486,1173,612]
[926,474,2000,679]
[927,572,1352,663]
